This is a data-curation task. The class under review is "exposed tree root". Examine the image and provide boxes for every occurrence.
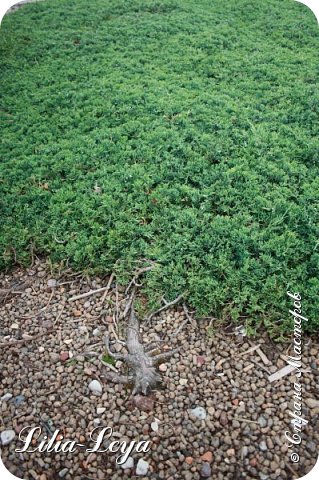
[102,303,179,395]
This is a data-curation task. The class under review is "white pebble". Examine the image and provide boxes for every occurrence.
[136,458,149,476]
[151,420,159,432]
[89,380,102,395]
[190,406,207,420]
[120,456,134,469]
[1,393,13,402]
[1,430,15,445]
[97,407,106,415]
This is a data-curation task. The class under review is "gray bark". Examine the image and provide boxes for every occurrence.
[103,306,179,395]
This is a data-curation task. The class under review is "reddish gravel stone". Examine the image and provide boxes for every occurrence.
[132,395,154,412]
[60,351,69,362]
[196,356,206,366]
[201,451,213,463]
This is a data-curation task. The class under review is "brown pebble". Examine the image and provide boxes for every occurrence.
[201,451,213,463]
[220,412,228,426]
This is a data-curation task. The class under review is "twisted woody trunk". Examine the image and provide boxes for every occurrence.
[103,305,179,395]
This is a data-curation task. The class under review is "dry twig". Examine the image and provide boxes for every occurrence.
[0,332,45,348]
[101,272,115,303]
[145,292,185,325]
[54,304,65,326]
[125,264,155,294]
[69,285,113,302]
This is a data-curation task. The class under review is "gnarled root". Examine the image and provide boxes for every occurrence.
[102,306,179,395]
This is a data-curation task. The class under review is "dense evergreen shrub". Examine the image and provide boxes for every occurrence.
[1,0,318,335]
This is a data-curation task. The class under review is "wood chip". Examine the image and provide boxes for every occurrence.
[243,364,254,372]
[268,364,297,383]
[216,358,227,369]
[233,416,260,425]
[250,359,271,375]
[236,344,261,357]
[256,347,271,366]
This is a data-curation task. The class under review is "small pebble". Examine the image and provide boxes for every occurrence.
[200,462,212,478]
[1,430,15,445]
[1,393,13,402]
[12,395,25,407]
[258,416,267,428]
[58,468,68,478]
[60,351,69,362]
[136,458,149,475]
[189,406,207,420]
[97,407,106,415]
[305,398,319,409]
[120,457,134,469]
[88,380,103,395]
[259,441,267,451]
[201,451,213,462]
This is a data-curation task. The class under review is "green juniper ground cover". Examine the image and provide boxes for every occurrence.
[0,0,318,336]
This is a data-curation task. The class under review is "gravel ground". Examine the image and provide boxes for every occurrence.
[0,259,318,479]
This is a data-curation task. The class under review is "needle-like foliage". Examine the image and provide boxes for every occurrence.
[0,0,318,335]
